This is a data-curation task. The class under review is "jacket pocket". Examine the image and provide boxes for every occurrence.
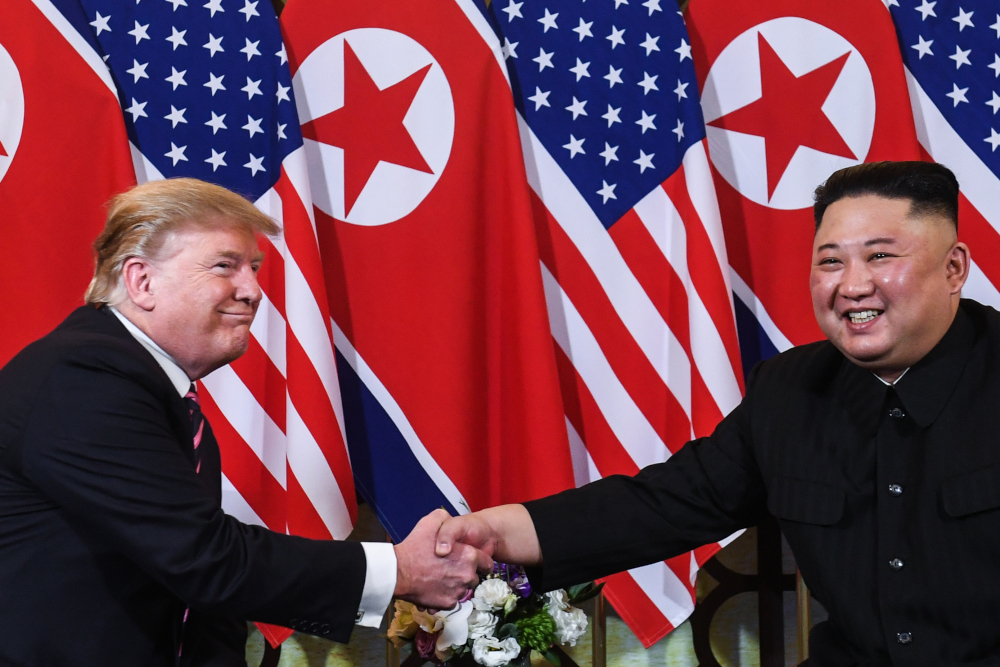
[767,476,846,525]
[942,463,1000,518]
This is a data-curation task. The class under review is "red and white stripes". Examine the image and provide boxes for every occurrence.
[521,117,744,646]
[200,146,356,542]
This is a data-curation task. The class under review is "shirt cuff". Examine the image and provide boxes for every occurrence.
[356,542,397,628]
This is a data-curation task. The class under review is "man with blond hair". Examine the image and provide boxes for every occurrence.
[0,178,488,666]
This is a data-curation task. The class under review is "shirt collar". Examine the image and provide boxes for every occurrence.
[108,307,191,397]
[873,367,910,387]
[831,306,975,434]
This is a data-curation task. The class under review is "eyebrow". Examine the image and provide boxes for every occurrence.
[816,237,897,252]
[215,250,266,263]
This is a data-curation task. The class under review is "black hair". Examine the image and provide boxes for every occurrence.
[813,161,959,231]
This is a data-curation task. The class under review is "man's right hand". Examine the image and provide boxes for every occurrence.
[435,504,542,566]
[393,509,492,609]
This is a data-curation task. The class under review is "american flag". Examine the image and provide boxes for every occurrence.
[891,0,1000,310]
[66,0,356,609]
[486,0,745,646]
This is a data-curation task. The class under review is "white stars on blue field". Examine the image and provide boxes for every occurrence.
[492,0,704,228]
[892,0,1000,178]
[80,0,299,198]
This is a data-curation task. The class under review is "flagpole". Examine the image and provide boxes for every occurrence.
[796,570,810,664]
[592,590,606,667]
[386,534,401,667]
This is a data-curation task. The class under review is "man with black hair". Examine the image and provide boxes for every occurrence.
[435,161,1000,666]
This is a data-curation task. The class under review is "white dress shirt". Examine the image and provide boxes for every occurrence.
[873,367,910,387]
[109,307,397,628]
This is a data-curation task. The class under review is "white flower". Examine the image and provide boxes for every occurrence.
[548,605,588,646]
[544,590,570,612]
[467,609,498,640]
[472,636,521,666]
[473,578,515,611]
[435,600,473,660]
[410,600,474,661]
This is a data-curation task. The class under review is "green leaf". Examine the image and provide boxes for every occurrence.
[496,622,519,640]
[568,582,605,605]
[542,649,562,666]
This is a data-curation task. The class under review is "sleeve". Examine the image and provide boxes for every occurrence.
[356,542,397,627]
[20,356,367,644]
[522,374,768,592]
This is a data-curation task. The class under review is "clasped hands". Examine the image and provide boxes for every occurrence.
[393,506,538,609]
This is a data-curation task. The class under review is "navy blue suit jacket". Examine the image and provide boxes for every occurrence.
[0,306,367,666]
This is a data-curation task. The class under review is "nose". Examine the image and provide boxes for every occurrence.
[839,258,875,300]
[234,264,263,306]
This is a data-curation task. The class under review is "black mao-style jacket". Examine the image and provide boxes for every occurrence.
[526,299,1000,666]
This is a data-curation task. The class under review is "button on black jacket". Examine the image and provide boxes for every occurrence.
[526,299,1000,667]
[0,306,367,666]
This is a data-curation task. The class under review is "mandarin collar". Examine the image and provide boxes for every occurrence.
[828,305,975,436]
[892,306,975,428]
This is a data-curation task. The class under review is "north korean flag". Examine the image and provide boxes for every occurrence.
[685,0,923,362]
[0,1,135,365]
[281,0,575,536]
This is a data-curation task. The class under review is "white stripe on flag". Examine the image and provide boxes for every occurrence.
[628,562,696,628]
[286,400,353,538]
[905,68,1000,234]
[249,293,287,375]
[729,270,793,353]
[330,318,472,515]
[284,249,345,441]
[130,143,166,185]
[565,418,601,487]
[283,146,318,230]
[221,473,266,528]
[255,187,284,225]
[632,185,742,415]
[201,364,288,489]
[32,0,118,96]
[682,141,735,307]
[541,263,671,470]
[454,0,509,84]
[965,260,1000,311]
[518,115,693,418]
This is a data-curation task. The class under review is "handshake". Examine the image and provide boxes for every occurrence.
[390,505,541,609]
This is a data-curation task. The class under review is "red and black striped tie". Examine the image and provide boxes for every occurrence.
[183,383,204,475]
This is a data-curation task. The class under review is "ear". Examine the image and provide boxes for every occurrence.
[945,241,970,295]
[121,257,157,312]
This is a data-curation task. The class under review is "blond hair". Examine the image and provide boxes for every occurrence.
[85,178,280,306]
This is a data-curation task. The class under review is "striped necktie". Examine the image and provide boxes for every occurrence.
[184,383,204,475]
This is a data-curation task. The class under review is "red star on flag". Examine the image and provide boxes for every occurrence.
[301,41,433,216]
[709,33,855,200]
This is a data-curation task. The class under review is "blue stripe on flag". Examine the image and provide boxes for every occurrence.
[335,350,460,542]
[732,292,781,382]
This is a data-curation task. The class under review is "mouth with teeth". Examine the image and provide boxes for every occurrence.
[846,309,882,324]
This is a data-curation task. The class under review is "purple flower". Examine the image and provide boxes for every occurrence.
[415,629,438,659]
[511,573,532,598]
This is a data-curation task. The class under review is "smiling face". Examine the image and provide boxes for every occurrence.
[810,194,969,381]
[141,220,264,379]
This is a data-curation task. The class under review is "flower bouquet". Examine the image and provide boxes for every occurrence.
[388,563,603,666]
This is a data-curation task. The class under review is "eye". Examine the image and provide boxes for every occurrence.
[215,261,233,270]
[251,263,261,274]
[818,257,841,266]
[870,252,893,261]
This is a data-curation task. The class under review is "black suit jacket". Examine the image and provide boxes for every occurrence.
[526,299,1000,667]
[0,306,367,666]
